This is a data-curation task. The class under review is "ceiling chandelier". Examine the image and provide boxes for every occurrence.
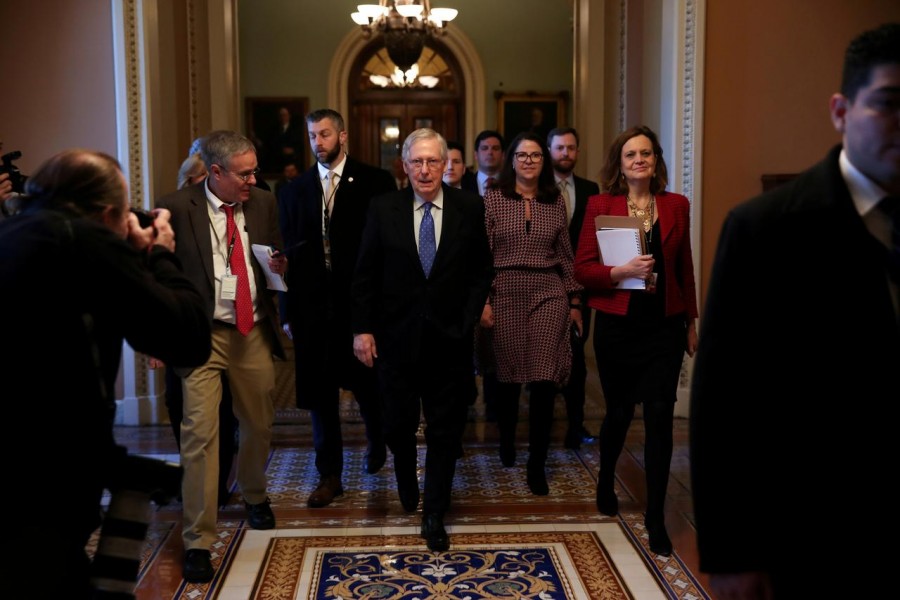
[351,1,459,72]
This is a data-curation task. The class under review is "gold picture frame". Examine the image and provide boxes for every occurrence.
[495,91,568,142]
[245,96,309,176]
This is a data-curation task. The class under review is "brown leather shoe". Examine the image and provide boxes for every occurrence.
[307,475,343,508]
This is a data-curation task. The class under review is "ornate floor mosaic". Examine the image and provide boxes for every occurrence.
[124,420,707,599]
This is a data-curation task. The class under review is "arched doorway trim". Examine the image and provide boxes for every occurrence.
[328,25,485,162]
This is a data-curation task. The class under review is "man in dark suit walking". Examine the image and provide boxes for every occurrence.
[548,127,601,449]
[278,109,397,508]
[352,129,493,551]
[157,130,286,583]
[690,23,900,599]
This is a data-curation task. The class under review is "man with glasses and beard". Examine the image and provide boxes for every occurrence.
[278,109,396,509]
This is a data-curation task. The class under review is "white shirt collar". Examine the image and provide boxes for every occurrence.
[477,171,495,185]
[415,188,445,210]
[204,178,231,211]
[317,153,347,181]
[555,174,574,188]
[840,149,889,217]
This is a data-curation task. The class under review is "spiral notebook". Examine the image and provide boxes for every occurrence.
[594,215,647,290]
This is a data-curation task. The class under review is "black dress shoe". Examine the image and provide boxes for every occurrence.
[307,475,344,508]
[365,443,387,474]
[245,498,275,529]
[183,549,214,583]
[526,460,549,496]
[398,479,420,512]
[595,482,619,516]
[421,512,449,551]
[499,443,516,467]
[563,430,582,450]
[645,517,673,556]
[580,427,597,444]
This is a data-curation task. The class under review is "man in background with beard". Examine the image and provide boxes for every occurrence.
[278,109,396,508]
[548,127,600,449]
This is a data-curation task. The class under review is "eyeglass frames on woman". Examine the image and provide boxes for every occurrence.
[514,152,543,163]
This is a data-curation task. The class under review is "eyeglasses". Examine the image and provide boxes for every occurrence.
[514,152,544,163]
[406,158,445,171]
[219,166,260,183]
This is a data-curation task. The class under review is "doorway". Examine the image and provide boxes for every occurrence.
[348,38,464,171]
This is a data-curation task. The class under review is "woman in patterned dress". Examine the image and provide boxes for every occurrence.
[480,132,583,495]
[574,126,698,556]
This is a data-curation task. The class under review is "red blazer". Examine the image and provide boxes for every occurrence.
[574,192,698,319]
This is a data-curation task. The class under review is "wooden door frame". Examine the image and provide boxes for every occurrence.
[348,37,465,167]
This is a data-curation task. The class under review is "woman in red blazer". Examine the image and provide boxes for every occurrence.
[574,125,698,556]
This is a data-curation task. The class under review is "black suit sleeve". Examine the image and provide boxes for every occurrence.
[689,208,771,573]
[461,195,494,333]
[351,197,384,334]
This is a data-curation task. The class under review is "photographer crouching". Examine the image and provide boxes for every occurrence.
[0,149,211,597]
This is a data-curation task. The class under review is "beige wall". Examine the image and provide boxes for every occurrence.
[0,1,117,175]
[701,0,900,304]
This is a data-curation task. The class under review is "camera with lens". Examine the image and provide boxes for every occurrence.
[0,151,28,194]
[130,208,155,228]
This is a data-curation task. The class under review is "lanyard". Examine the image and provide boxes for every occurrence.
[208,206,240,274]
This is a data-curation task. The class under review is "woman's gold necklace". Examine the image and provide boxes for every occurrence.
[627,195,655,233]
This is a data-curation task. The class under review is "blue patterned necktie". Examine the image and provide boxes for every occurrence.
[419,202,436,277]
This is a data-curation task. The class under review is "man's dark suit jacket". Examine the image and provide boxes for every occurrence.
[351,184,493,365]
[461,170,478,194]
[278,156,396,408]
[568,174,601,250]
[157,183,285,361]
[689,145,899,592]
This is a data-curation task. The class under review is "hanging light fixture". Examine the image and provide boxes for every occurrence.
[369,63,440,88]
[351,1,459,72]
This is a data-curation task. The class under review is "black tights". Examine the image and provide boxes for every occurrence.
[598,397,674,520]
[496,380,556,464]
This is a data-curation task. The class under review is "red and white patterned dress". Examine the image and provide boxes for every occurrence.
[484,188,582,386]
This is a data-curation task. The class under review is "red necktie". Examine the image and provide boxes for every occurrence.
[486,176,496,189]
[221,204,254,335]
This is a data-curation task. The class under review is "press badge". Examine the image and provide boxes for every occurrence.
[221,274,238,300]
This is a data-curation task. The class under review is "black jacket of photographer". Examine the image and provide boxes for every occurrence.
[0,201,211,539]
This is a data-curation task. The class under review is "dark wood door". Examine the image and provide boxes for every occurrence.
[350,101,459,172]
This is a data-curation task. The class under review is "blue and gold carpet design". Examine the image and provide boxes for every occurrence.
[126,434,707,599]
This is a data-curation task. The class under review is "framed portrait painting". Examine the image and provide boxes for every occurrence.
[245,96,309,176]
[496,91,568,143]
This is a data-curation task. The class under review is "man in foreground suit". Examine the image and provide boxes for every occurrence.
[548,127,601,450]
[279,109,396,508]
[690,23,900,598]
[352,129,493,551]
[157,130,286,583]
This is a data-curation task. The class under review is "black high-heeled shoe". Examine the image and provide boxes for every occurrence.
[645,516,673,556]
[595,481,619,516]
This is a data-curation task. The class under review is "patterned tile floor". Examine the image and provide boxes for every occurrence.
[112,389,711,599]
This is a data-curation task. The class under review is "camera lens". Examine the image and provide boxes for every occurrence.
[131,208,155,228]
